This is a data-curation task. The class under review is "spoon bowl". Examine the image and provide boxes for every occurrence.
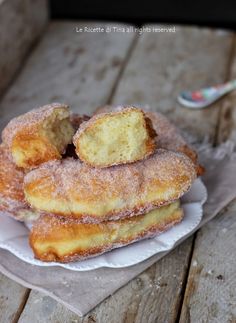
[178,79,236,109]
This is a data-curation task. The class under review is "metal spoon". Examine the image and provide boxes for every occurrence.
[178,79,236,109]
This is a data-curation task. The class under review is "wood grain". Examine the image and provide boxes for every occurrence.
[0,0,47,321]
[180,35,236,323]
[179,203,236,323]
[16,24,234,322]
[18,239,193,323]
[0,0,48,96]
[109,24,234,322]
[0,21,135,321]
[0,273,29,323]
[217,35,236,144]
[112,26,233,144]
[0,21,135,132]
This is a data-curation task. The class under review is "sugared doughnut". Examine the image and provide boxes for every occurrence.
[30,200,183,262]
[73,107,156,167]
[0,111,89,219]
[24,149,196,223]
[145,111,204,175]
[0,144,39,221]
[2,103,75,169]
[94,106,204,175]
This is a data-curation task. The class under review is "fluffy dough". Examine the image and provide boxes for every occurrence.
[73,107,156,167]
[94,106,204,175]
[2,103,75,169]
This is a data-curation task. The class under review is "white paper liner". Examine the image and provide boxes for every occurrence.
[0,178,207,271]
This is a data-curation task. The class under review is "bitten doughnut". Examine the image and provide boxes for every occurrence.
[73,107,156,167]
[2,103,75,169]
[0,144,39,221]
[30,200,183,263]
[24,149,196,222]
[95,106,204,175]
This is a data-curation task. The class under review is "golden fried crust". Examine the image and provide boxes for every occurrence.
[0,111,88,220]
[2,103,75,169]
[0,144,25,211]
[0,144,39,221]
[24,149,196,222]
[73,107,157,167]
[30,201,183,263]
[95,106,204,176]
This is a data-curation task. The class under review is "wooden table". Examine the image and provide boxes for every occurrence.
[0,2,236,322]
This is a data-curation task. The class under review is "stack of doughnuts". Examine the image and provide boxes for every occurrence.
[0,103,201,263]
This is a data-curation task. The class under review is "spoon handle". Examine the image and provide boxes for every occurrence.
[220,79,236,92]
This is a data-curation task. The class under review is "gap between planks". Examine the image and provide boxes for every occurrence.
[214,34,236,146]
[174,232,197,323]
[12,290,30,323]
[0,0,48,321]
[106,33,140,104]
[178,33,236,323]
[0,0,48,101]
[109,25,234,322]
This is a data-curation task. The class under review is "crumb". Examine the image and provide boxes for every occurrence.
[207,270,213,275]
[192,260,198,267]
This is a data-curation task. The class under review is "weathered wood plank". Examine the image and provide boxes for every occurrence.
[112,26,233,143]
[0,1,47,320]
[179,202,236,323]
[0,0,48,96]
[0,273,29,323]
[217,35,236,144]
[180,36,236,323]
[17,25,234,322]
[107,25,233,322]
[0,21,135,321]
[0,21,135,131]
[18,239,193,323]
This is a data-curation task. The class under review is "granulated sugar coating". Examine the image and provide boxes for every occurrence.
[24,149,196,223]
[0,143,40,221]
[145,111,202,172]
[0,144,25,208]
[2,103,69,146]
[1,103,75,170]
[0,144,32,219]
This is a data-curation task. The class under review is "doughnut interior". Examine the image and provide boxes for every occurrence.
[73,107,156,167]
[30,200,183,263]
[94,106,204,176]
[2,103,75,169]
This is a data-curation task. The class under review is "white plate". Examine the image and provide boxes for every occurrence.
[0,178,207,271]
